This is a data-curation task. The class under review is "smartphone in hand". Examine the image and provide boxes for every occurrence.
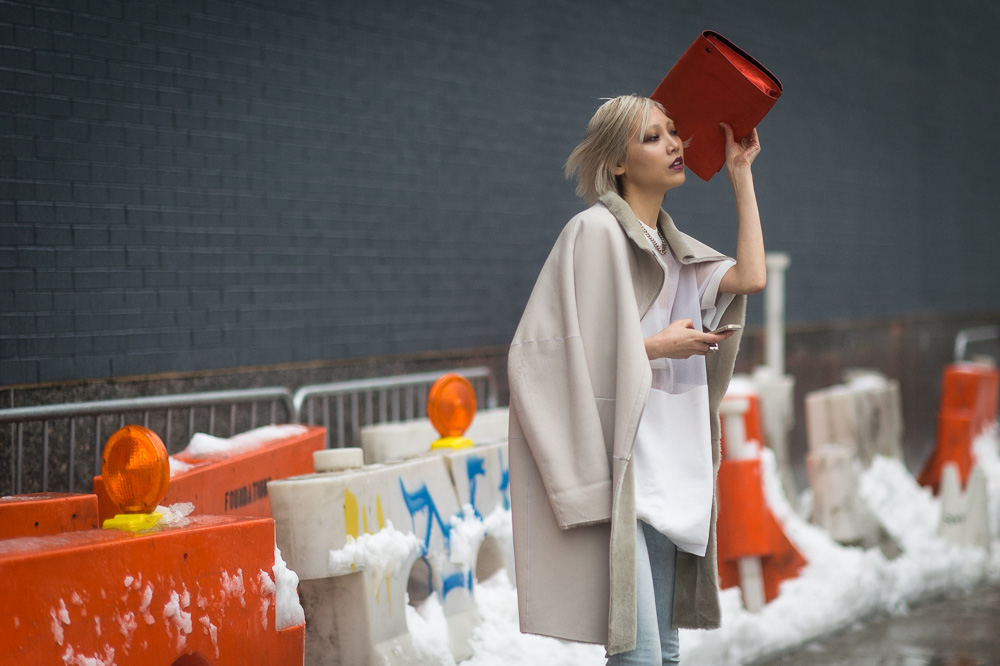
[709,324,742,334]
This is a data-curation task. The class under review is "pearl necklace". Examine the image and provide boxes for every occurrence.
[640,223,668,255]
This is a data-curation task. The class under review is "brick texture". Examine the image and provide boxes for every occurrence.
[2,0,1000,386]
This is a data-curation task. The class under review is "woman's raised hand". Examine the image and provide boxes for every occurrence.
[644,318,736,360]
[721,122,760,173]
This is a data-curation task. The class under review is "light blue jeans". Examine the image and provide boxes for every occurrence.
[606,520,680,666]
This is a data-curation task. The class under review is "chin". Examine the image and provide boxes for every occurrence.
[665,174,686,191]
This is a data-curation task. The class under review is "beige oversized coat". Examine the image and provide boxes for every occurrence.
[507,192,746,655]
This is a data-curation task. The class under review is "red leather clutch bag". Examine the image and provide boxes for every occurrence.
[651,31,782,181]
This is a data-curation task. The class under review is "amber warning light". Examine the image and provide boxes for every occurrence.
[428,373,476,450]
[101,425,171,532]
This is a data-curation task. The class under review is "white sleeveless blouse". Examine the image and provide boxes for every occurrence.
[633,227,734,556]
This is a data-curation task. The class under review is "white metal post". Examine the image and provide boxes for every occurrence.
[764,252,790,377]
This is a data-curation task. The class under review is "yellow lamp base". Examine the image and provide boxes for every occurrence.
[103,512,163,533]
[431,436,474,450]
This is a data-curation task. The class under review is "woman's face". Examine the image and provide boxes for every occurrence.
[615,106,685,196]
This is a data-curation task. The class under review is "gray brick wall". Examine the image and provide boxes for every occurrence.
[2,0,1000,386]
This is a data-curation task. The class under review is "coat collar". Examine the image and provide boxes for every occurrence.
[597,191,730,265]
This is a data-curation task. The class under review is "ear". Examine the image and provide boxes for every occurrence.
[614,162,626,176]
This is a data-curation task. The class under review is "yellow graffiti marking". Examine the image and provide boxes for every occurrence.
[344,488,359,539]
[343,490,393,610]
[377,495,391,611]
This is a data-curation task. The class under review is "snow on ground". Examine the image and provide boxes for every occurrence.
[280,427,998,665]
[407,429,1000,666]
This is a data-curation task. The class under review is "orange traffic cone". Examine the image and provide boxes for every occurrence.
[720,392,766,458]
[919,363,999,493]
[716,397,806,609]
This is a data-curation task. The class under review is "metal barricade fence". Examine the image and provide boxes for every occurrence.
[954,325,1000,363]
[1,367,499,495]
[1,388,295,496]
[292,366,498,449]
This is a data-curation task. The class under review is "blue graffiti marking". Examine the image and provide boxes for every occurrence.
[498,449,510,510]
[399,477,476,600]
[466,455,486,518]
[399,479,451,556]
[441,570,474,598]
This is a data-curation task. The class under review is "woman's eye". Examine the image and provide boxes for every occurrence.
[669,129,679,136]
[644,134,659,142]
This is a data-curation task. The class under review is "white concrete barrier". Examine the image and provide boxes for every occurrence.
[939,462,991,551]
[359,407,513,582]
[438,442,514,584]
[806,371,903,466]
[805,371,904,550]
[806,443,876,544]
[271,453,464,664]
[361,407,509,464]
[269,438,510,665]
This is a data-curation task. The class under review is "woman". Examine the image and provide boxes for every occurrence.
[507,95,765,665]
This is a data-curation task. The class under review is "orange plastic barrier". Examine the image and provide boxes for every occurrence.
[919,364,1000,492]
[717,394,806,606]
[0,493,99,540]
[720,393,765,458]
[0,513,304,665]
[716,458,807,603]
[93,426,325,521]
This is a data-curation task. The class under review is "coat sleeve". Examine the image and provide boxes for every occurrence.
[507,218,617,529]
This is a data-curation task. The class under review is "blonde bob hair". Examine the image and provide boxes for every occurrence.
[565,95,666,205]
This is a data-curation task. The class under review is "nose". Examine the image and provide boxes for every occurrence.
[666,133,681,153]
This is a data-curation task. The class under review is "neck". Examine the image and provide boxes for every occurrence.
[622,188,666,229]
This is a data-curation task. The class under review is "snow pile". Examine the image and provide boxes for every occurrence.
[327,521,422,579]
[162,589,193,650]
[258,570,275,630]
[168,456,194,477]
[845,370,892,391]
[185,424,309,458]
[155,502,195,528]
[449,505,487,570]
[221,569,246,609]
[677,446,996,666]
[465,571,605,666]
[456,433,998,666]
[406,593,459,665]
[973,425,1000,539]
[482,504,513,547]
[138,583,155,625]
[49,596,118,665]
[273,546,305,630]
[115,611,137,650]
[198,614,220,658]
[49,599,70,645]
[60,644,115,666]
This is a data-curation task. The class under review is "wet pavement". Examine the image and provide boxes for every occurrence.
[756,585,1000,666]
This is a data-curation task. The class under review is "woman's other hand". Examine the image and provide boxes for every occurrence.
[644,319,736,360]
[717,122,767,295]
[721,122,760,174]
